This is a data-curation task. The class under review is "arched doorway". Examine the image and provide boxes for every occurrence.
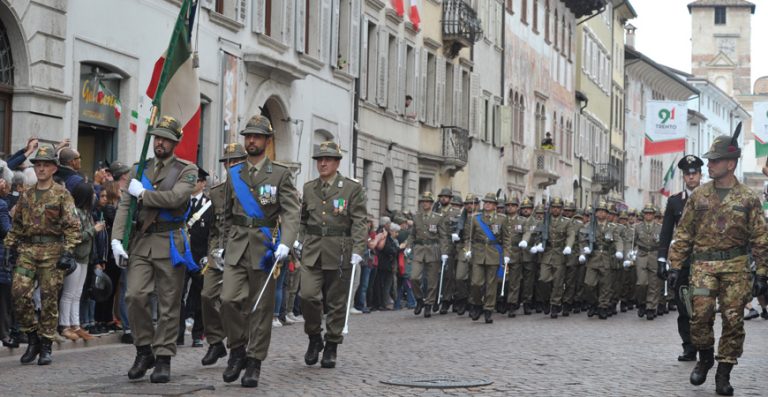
[260,96,292,162]
[78,63,123,177]
[379,167,395,217]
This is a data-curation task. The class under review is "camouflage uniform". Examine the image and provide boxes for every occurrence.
[632,206,662,318]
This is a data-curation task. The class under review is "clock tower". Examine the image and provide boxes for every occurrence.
[689,0,755,95]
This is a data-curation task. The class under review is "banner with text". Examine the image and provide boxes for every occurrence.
[644,101,687,155]
[753,102,768,157]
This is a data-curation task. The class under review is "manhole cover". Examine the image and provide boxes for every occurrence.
[381,375,492,389]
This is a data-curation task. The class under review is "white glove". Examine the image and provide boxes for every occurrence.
[504,257,510,265]
[623,260,631,268]
[451,233,460,242]
[211,248,224,260]
[578,254,587,264]
[405,248,412,256]
[530,246,538,254]
[199,256,209,267]
[465,250,472,260]
[128,179,145,198]
[351,253,363,266]
[563,246,572,256]
[534,243,544,253]
[293,240,302,250]
[518,240,528,249]
[274,243,290,262]
[111,239,128,267]
[615,251,624,260]
[441,254,449,262]
[629,250,637,261]
[582,246,592,255]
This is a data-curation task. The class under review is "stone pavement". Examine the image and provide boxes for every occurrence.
[1,305,767,397]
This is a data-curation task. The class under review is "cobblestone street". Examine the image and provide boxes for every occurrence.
[1,304,767,397]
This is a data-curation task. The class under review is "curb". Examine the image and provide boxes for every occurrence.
[0,333,124,358]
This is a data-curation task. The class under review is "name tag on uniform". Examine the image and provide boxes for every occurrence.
[428,224,437,233]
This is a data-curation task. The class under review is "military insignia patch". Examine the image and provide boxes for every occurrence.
[185,173,196,183]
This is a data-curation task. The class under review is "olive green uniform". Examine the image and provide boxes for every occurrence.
[562,216,584,309]
[112,155,198,356]
[406,210,450,306]
[7,183,81,340]
[524,215,575,307]
[465,211,511,310]
[200,182,227,345]
[583,221,624,310]
[520,215,540,307]
[299,172,367,344]
[505,214,527,307]
[440,205,462,306]
[633,220,662,311]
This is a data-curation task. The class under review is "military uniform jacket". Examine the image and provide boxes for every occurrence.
[112,156,197,259]
[299,172,367,270]
[5,182,81,261]
[669,180,768,276]
[633,221,660,256]
[586,221,624,269]
[525,215,576,265]
[207,182,228,256]
[406,210,450,263]
[658,190,688,260]
[442,206,462,252]
[222,157,300,268]
[508,214,527,263]
[520,216,540,262]
[566,217,583,265]
[465,211,511,266]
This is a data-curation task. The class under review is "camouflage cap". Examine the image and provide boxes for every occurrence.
[642,203,656,213]
[220,142,247,162]
[438,187,453,197]
[451,194,463,205]
[520,197,534,209]
[108,161,130,179]
[419,192,435,202]
[482,193,498,204]
[312,141,343,159]
[30,144,58,165]
[551,197,564,207]
[149,115,183,142]
[507,196,520,206]
[703,135,740,160]
[240,115,274,136]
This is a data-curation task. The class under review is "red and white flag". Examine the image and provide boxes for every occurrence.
[145,0,200,162]
[659,159,677,197]
[392,0,405,16]
[409,0,421,30]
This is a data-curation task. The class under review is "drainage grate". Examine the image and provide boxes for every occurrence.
[381,375,492,389]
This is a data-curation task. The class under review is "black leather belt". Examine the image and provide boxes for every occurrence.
[144,221,184,233]
[231,215,277,229]
[414,239,438,245]
[305,225,350,237]
[693,247,747,262]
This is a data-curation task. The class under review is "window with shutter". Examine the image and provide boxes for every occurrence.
[376,29,389,107]
[296,0,306,53]
[452,64,460,125]
[425,52,436,124]
[347,0,361,77]
[283,0,293,44]
[419,48,427,122]
[500,105,512,145]
[320,0,332,62]
[252,0,265,33]
[435,55,445,126]
[386,36,399,112]
[444,62,454,126]
[469,72,480,136]
[330,0,340,67]
[396,39,406,115]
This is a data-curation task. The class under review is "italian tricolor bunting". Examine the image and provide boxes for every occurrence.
[409,0,421,29]
[659,160,677,197]
[146,0,200,162]
[129,110,139,133]
[644,134,686,156]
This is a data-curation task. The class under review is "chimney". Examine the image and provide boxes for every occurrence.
[625,23,637,49]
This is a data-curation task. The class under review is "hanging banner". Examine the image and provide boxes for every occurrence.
[753,102,768,157]
[221,51,240,143]
[644,101,687,156]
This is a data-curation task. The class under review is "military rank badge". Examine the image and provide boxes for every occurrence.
[333,198,347,215]
[259,184,278,205]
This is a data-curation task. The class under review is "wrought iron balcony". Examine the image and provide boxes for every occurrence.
[442,0,482,58]
[565,0,608,18]
[441,126,469,171]
[593,163,620,194]
[533,149,559,188]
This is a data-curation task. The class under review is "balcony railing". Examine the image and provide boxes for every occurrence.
[593,163,620,194]
[533,149,559,188]
[564,0,608,18]
[442,126,469,169]
[442,0,482,58]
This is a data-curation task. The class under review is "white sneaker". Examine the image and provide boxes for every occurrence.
[285,313,300,323]
[349,307,362,315]
[293,314,305,323]
[272,318,283,328]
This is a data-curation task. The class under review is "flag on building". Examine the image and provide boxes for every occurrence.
[659,160,677,197]
[392,0,405,16]
[644,101,687,156]
[753,102,768,157]
[409,0,421,30]
[129,110,139,133]
[113,98,122,120]
[146,0,200,162]
[96,82,106,103]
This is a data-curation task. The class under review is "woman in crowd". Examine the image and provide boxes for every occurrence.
[375,224,401,310]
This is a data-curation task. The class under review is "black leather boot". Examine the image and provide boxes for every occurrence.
[455,299,467,316]
[562,303,571,317]
[201,342,227,366]
[440,301,450,315]
[550,304,561,319]
[523,302,532,315]
[678,345,697,362]
[424,304,432,318]
[20,331,40,365]
[598,307,608,320]
[637,305,646,318]
[432,303,439,313]
[646,311,656,320]
[321,341,337,368]
[150,355,171,383]
[127,345,155,379]
[496,301,508,314]
[587,306,596,318]
[37,337,53,365]
[690,348,715,386]
[714,362,734,396]
[414,299,424,315]
[484,310,493,324]
[223,345,247,383]
[470,305,482,321]
[241,358,261,388]
[304,334,324,366]
[543,303,551,315]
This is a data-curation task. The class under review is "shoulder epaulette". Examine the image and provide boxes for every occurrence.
[345,176,361,184]
[174,157,193,166]
[271,160,290,169]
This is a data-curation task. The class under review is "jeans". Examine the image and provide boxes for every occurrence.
[356,266,372,310]
[395,276,416,309]
[274,266,287,317]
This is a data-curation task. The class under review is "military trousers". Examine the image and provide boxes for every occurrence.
[584,255,612,309]
[620,266,636,303]
[455,254,470,301]
[635,254,661,309]
[125,253,186,356]
[299,264,351,344]
[690,262,751,364]
[200,268,225,345]
[220,252,277,361]
[610,265,623,304]
[470,264,499,310]
[505,261,523,305]
[563,261,580,305]
[12,254,63,340]
[521,261,538,303]
[674,265,694,352]
[410,259,439,305]
[440,252,457,303]
[539,258,567,306]
[574,264,587,303]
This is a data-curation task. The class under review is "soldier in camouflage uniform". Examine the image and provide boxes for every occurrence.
[464,193,511,323]
[580,200,624,320]
[454,194,478,315]
[562,202,584,315]
[6,144,81,366]
[504,196,525,317]
[200,143,247,367]
[669,130,768,396]
[405,192,450,318]
[437,188,461,314]
[632,204,662,320]
[517,198,538,315]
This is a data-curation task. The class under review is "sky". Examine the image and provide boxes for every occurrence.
[631,0,768,86]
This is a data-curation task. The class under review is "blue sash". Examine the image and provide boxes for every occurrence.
[138,171,198,272]
[229,163,281,271]
[475,214,505,277]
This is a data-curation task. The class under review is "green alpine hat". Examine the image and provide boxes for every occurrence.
[703,122,742,160]
[30,144,58,165]
[438,188,453,197]
[149,115,184,142]
[482,193,497,204]
[451,194,463,205]
[240,115,274,136]
[312,141,343,159]
[220,142,247,162]
[551,197,564,207]
[419,192,435,202]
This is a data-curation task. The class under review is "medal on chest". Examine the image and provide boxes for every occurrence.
[259,184,278,205]
[333,198,347,215]
[492,224,500,234]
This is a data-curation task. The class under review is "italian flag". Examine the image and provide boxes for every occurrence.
[113,98,122,120]
[97,82,106,103]
[392,0,404,16]
[129,110,139,133]
[659,159,677,197]
[755,136,768,158]
[409,0,421,30]
[644,134,685,156]
[145,0,200,162]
